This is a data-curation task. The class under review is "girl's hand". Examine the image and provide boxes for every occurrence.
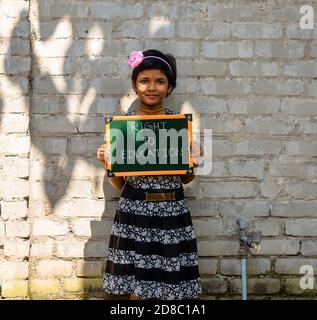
[97,144,111,168]
[192,142,204,168]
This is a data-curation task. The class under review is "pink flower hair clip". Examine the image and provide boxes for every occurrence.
[127,50,172,72]
[128,50,144,68]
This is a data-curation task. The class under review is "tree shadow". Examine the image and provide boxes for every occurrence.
[4,1,203,300]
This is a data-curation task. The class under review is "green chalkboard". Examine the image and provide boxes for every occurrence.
[105,113,193,176]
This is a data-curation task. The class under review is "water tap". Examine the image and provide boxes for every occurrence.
[236,218,262,255]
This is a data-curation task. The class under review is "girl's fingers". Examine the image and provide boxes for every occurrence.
[97,144,110,154]
[103,149,111,163]
[97,145,110,164]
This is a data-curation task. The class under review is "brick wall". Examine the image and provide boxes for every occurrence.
[1,0,317,299]
[0,0,31,298]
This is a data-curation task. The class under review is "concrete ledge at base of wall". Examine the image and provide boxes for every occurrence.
[2,277,317,299]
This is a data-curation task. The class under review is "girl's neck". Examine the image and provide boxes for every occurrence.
[136,103,165,115]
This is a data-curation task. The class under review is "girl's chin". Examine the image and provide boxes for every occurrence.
[143,99,162,105]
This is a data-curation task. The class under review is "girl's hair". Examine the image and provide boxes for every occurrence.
[131,49,177,97]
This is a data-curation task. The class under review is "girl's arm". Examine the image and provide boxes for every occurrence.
[180,174,195,184]
[107,176,126,190]
[97,144,126,190]
[104,165,126,190]
[180,141,204,185]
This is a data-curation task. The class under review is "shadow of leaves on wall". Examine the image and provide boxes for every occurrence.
[3,1,200,299]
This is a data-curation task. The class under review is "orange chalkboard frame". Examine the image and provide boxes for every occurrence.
[105,113,193,176]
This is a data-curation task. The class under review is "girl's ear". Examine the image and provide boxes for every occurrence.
[166,84,173,96]
[132,82,137,93]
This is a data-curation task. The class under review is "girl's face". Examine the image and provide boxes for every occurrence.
[133,69,172,107]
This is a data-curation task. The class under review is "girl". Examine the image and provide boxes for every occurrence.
[97,49,203,300]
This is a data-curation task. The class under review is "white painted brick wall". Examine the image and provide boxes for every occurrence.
[35,260,73,277]
[32,219,68,236]
[1,0,317,299]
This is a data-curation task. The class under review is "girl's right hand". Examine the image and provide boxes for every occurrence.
[97,144,111,168]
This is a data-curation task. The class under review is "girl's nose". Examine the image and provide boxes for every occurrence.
[148,82,156,90]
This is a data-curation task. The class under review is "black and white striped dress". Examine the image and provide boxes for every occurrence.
[102,108,202,300]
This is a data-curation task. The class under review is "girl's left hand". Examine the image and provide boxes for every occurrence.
[192,142,204,168]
